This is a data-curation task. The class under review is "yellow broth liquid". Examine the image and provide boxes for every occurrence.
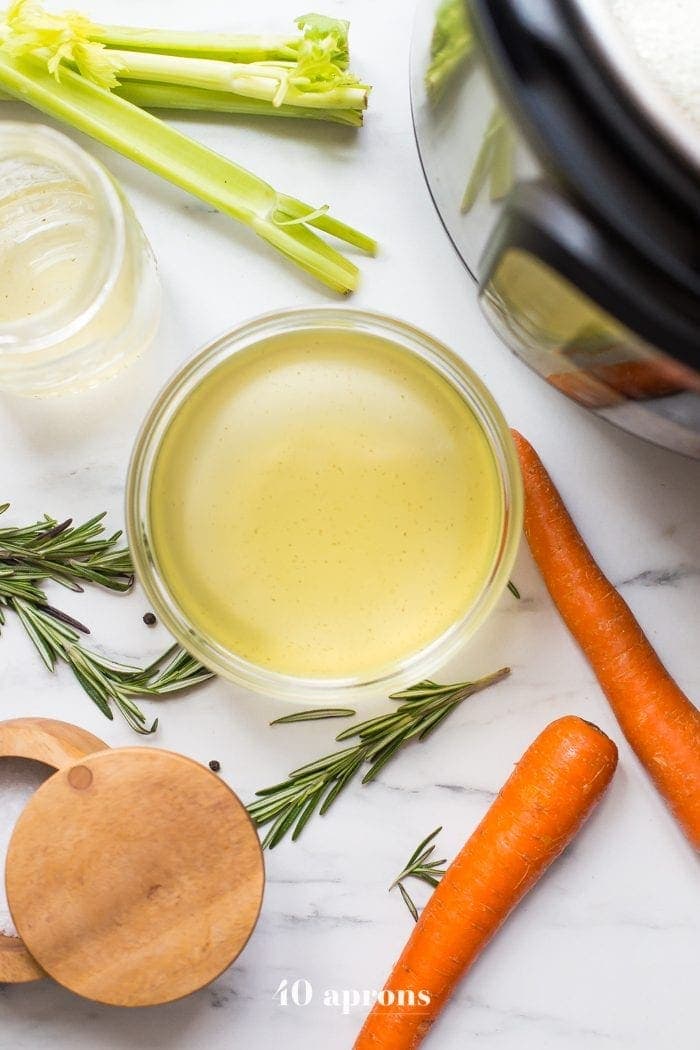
[149,330,503,679]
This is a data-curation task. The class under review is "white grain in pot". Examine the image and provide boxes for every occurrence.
[0,758,52,938]
[610,0,700,126]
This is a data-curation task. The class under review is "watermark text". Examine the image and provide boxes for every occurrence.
[273,978,431,1016]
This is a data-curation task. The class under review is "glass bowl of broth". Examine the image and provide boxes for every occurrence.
[127,309,522,701]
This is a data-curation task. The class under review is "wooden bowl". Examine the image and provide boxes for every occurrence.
[0,718,108,983]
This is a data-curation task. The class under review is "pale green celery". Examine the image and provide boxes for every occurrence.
[275,195,376,253]
[0,52,375,292]
[89,27,300,63]
[426,0,474,105]
[269,81,368,111]
[2,5,352,83]
[489,117,515,201]
[115,81,363,126]
[2,3,368,114]
[88,14,350,69]
[461,107,513,213]
[105,50,369,111]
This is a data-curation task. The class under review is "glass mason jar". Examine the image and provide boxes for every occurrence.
[127,308,523,703]
[0,122,160,396]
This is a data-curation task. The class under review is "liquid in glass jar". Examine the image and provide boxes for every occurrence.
[0,122,160,396]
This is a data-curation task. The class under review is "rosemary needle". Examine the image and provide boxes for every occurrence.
[270,707,357,725]
[0,504,212,732]
[389,826,447,921]
[248,667,510,848]
[0,508,133,592]
[507,580,521,599]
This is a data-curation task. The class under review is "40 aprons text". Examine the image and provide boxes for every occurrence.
[273,978,431,1015]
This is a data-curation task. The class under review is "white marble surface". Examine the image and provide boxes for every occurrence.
[0,1,698,1047]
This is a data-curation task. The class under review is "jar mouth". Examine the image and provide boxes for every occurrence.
[0,122,126,356]
[126,308,523,703]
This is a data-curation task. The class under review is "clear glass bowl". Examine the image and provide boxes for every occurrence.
[127,308,522,702]
[0,123,160,396]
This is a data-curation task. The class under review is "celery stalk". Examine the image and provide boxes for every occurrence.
[88,14,351,69]
[114,81,363,126]
[426,0,474,105]
[275,195,376,254]
[104,50,368,112]
[489,118,515,202]
[461,108,511,213]
[89,27,300,63]
[0,51,375,292]
[1,5,364,111]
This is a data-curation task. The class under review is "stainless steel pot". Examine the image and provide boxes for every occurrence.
[411,0,700,457]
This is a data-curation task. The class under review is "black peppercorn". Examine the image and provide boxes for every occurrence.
[143,612,157,626]
[209,760,221,772]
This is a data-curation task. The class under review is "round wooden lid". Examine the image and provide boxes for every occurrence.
[6,747,264,1006]
[0,717,109,985]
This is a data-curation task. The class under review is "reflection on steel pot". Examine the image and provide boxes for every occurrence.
[411,0,700,457]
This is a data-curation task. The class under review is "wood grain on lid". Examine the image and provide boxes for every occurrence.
[6,747,264,1006]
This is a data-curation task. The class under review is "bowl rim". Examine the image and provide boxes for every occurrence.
[126,306,523,702]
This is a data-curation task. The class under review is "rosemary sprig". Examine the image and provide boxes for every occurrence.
[248,666,510,848]
[0,503,212,732]
[13,599,212,733]
[389,826,447,921]
[0,507,134,592]
[270,707,356,725]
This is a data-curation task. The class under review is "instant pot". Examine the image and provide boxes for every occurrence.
[411,0,700,457]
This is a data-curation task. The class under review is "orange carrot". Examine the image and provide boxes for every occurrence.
[513,430,700,848]
[354,716,617,1050]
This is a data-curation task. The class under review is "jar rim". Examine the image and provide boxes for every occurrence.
[126,307,523,703]
[0,122,126,356]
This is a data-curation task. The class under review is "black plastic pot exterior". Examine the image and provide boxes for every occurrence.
[411,0,700,457]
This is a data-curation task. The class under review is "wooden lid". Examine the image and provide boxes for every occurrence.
[0,718,108,768]
[0,718,108,985]
[6,747,264,1006]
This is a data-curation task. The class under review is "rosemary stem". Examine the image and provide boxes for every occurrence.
[249,667,510,847]
[0,503,212,732]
